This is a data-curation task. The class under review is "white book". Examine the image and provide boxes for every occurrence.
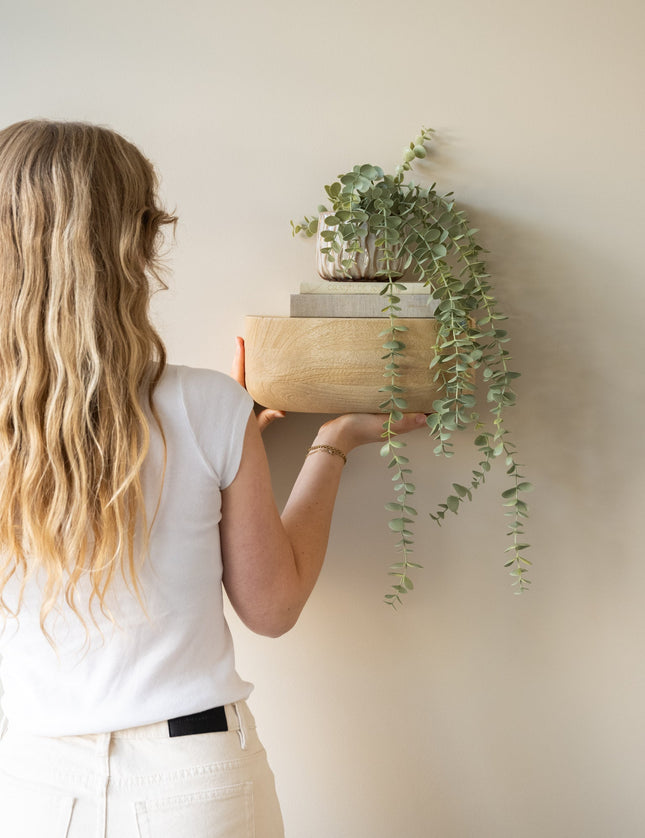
[299,280,430,296]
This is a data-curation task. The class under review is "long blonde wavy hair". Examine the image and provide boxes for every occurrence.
[0,120,176,631]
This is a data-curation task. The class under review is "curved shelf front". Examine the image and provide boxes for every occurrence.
[244,316,441,413]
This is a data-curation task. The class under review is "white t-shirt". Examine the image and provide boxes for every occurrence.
[0,364,255,736]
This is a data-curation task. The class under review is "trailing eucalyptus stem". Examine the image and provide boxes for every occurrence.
[292,128,532,603]
[376,210,422,604]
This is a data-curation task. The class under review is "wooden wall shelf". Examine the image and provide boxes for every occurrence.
[244,316,441,413]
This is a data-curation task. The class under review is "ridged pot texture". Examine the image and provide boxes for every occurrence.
[316,212,405,281]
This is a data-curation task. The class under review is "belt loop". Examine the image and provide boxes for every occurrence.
[232,702,247,750]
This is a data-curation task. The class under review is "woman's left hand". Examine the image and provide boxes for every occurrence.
[230,337,286,433]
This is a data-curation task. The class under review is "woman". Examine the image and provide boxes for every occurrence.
[0,120,426,838]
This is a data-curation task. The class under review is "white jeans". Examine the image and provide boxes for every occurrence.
[0,702,284,838]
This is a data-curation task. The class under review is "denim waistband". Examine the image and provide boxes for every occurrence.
[110,701,252,740]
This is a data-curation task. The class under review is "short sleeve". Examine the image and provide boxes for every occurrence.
[178,366,254,489]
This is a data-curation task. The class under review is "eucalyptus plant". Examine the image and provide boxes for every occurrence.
[292,129,532,604]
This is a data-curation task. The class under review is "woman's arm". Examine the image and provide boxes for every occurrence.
[220,405,427,638]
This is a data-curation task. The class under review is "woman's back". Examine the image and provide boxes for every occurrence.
[0,120,177,638]
[0,364,254,736]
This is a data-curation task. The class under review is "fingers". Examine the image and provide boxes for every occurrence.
[257,408,286,433]
[390,413,428,435]
[230,336,246,386]
[315,412,429,453]
[231,337,286,432]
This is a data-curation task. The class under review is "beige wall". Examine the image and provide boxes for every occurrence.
[2,0,644,834]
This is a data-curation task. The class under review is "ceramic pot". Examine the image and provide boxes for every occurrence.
[316,212,405,281]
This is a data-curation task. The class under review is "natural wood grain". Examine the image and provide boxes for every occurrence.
[244,316,442,413]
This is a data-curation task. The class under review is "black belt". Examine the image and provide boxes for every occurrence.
[167,706,228,737]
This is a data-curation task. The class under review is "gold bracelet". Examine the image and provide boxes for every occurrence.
[307,444,347,465]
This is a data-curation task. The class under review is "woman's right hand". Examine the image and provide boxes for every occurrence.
[220,369,429,637]
[312,412,429,456]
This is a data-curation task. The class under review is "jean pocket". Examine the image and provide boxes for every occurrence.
[135,781,253,838]
[0,770,75,838]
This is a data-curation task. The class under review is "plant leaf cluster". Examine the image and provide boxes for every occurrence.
[292,128,532,604]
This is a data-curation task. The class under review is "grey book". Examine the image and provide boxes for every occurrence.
[290,293,438,318]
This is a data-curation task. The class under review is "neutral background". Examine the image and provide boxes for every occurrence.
[1,0,644,835]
